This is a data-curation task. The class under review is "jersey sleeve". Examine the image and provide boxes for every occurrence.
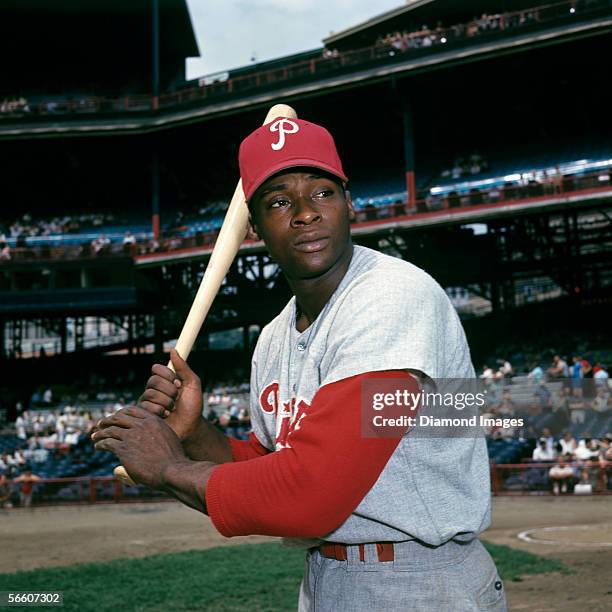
[205,370,419,538]
[227,433,271,462]
[319,265,473,384]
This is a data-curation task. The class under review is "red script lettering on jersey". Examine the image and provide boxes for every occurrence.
[259,381,310,449]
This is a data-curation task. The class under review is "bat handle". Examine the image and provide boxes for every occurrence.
[114,465,137,486]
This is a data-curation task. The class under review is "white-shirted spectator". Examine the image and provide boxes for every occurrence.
[591,387,610,413]
[532,439,555,461]
[549,455,574,495]
[594,366,609,388]
[15,415,26,439]
[574,439,598,461]
[479,364,494,381]
[559,431,577,456]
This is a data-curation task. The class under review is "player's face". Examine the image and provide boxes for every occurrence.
[248,170,355,280]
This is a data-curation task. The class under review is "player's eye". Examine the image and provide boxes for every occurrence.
[268,198,290,209]
[314,188,334,199]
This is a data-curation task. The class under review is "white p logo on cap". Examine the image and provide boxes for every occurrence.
[269,118,299,151]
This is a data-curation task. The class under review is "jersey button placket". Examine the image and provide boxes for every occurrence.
[297,341,306,352]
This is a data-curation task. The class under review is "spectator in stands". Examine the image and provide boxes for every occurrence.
[527,362,544,385]
[496,389,515,416]
[15,414,26,440]
[533,381,552,412]
[532,438,555,461]
[42,387,53,406]
[540,428,555,455]
[13,449,26,467]
[571,356,583,389]
[91,234,110,255]
[548,455,574,495]
[591,387,610,414]
[594,363,609,388]
[0,237,10,261]
[547,355,568,380]
[123,231,136,245]
[599,434,612,466]
[581,357,595,398]
[575,435,599,462]
[13,468,41,507]
[0,471,13,508]
[552,385,570,412]
[558,430,577,457]
[568,387,587,425]
[479,364,494,381]
[497,358,513,380]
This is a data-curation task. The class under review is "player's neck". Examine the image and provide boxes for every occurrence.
[290,244,353,332]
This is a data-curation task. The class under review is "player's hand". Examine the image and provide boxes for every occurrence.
[91,405,189,489]
[139,348,203,441]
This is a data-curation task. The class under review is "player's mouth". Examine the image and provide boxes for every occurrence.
[293,233,330,253]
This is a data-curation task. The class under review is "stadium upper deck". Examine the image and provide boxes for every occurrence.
[1,0,610,138]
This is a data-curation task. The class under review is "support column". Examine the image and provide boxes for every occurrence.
[151,0,160,111]
[0,318,5,360]
[154,312,164,357]
[242,326,250,352]
[13,319,23,358]
[60,317,68,355]
[74,317,84,352]
[402,101,417,211]
[152,151,160,240]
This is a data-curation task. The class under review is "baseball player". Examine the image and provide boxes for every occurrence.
[92,117,506,611]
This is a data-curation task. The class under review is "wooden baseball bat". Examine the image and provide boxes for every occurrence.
[114,104,297,486]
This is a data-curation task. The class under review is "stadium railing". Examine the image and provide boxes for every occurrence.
[4,459,609,508]
[0,0,607,121]
[490,460,612,495]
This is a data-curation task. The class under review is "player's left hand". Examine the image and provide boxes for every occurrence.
[91,405,188,489]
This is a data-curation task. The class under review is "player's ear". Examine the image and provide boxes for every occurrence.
[247,212,261,241]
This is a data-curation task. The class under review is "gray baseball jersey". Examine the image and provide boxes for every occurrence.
[249,245,491,547]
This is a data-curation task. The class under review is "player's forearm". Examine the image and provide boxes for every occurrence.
[161,459,217,513]
[182,417,233,463]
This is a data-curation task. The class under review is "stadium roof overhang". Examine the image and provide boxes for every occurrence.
[3,0,199,58]
[1,0,199,96]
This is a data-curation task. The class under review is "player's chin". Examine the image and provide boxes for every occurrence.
[286,250,336,279]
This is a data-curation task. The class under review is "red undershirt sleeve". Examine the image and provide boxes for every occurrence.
[227,432,272,462]
[205,370,419,538]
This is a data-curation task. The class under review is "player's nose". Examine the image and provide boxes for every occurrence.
[291,196,321,226]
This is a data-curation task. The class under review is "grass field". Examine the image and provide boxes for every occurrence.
[0,542,566,611]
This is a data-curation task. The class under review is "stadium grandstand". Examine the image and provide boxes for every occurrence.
[1,0,611,507]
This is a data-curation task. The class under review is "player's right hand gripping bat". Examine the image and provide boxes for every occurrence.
[113,103,298,486]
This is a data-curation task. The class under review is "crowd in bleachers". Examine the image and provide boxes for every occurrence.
[440,153,489,180]
[3,212,116,239]
[1,140,610,266]
[0,98,30,115]
[0,373,254,507]
[480,350,611,494]
[366,8,544,58]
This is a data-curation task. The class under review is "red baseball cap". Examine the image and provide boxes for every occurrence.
[239,117,348,202]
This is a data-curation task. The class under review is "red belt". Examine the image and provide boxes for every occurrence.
[318,542,395,562]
